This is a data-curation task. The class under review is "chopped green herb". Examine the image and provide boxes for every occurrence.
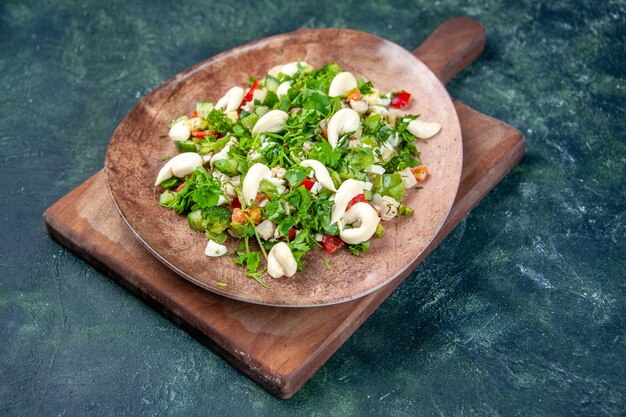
[158,177,179,189]
[204,109,233,135]
[155,61,436,282]
[162,166,223,214]
[348,242,370,256]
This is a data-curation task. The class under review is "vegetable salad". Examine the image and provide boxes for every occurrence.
[154,61,441,284]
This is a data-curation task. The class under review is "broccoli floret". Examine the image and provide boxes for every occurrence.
[201,206,232,243]
[205,109,233,135]
[398,204,414,216]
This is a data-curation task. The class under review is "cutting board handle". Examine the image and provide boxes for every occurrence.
[412,17,486,84]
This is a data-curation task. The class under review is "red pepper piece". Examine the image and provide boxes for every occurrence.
[190,110,198,118]
[240,79,259,108]
[390,91,411,109]
[230,198,242,209]
[288,228,296,241]
[298,179,315,191]
[346,193,367,211]
[253,192,267,206]
[191,130,219,138]
[322,234,344,254]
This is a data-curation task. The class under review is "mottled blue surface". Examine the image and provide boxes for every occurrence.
[1,1,624,416]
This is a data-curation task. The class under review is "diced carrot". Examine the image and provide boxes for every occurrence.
[232,206,262,224]
[231,208,246,223]
[247,207,262,224]
[346,88,362,102]
[411,165,428,182]
[176,182,186,192]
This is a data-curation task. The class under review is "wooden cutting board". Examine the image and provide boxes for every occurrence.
[44,17,525,398]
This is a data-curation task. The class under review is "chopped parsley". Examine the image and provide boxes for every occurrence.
[155,61,436,283]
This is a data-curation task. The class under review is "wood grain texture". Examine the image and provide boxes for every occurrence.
[44,18,525,398]
[104,28,464,306]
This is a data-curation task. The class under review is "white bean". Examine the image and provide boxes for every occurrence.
[276,81,292,99]
[154,152,203,186]
[328,72,358,97]
[327,108,360,149]
[330,179,363,225]
[407,119,442,139]
[339,202,380,244]
[215,86,245,113]
[242,163,272,205]
[256,220,275,241]
[380,196,400,221]
[279,61,312,77]
[300,159,337,191]
[205,240,227,257]
[168,121,191,142]
[267,242,297,278]
[251,110,288,136]
[349,100,369,114]
[399,167,417,189]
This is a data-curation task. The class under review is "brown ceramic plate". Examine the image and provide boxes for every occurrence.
[105,28,462,307]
